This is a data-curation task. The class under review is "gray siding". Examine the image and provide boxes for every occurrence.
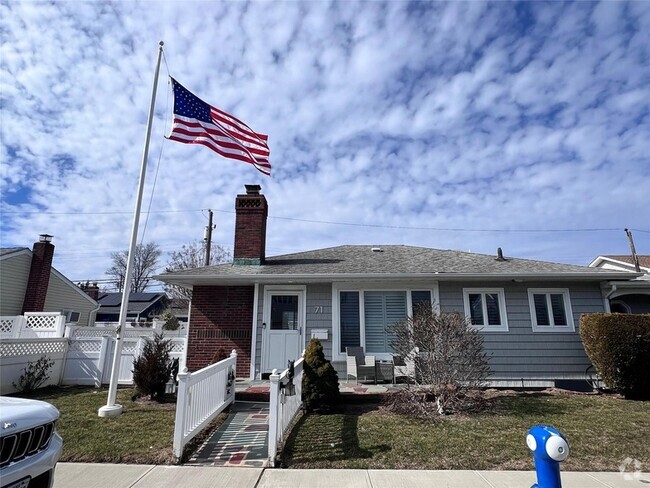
[305,283,333,360]
[0,253,31,315]
[44,273,96,326]
[439,281,605,380]
[254,283,333,376]
[252,279,606,381]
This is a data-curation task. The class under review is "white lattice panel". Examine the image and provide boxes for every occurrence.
[70,327,116,338]
[0,318,16,334]
[25,314,59,330]
[69,340,103,353]
[122,340,139,354]
[0,340,66,358]
[170,340,185,353]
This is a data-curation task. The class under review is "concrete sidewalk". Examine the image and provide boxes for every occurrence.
[53,463,649,488]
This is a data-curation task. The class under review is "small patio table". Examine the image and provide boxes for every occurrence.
[375,360,394,384]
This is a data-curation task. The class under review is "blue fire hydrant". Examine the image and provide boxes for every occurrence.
[526,425,569,488]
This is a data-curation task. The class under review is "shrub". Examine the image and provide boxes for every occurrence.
[159,308,180,331]
[302,338,340,412]
[132,332,174,401]
[580,313,650,400]
[388,304,491,415]
[13,355,54,393]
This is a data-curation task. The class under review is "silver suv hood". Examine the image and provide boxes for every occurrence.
[0,397,60,434]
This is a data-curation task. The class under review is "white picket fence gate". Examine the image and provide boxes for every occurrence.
[0,322,187,395]
[268,353,305,467]
[172,351,237,461]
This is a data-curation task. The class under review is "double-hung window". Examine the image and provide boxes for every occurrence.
[528,288,574,332]
[462,288,508,332]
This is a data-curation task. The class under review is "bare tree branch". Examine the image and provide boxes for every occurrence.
[105,242,162,293]
[388,303,491,416]
[164,241,231,299]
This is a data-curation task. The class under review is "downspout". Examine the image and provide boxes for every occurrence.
[603,283,617,313]
[89,303,101,327]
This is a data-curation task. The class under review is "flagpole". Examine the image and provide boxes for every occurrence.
[99,41,165,417]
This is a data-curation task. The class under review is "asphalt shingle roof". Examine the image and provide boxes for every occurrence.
[602,255,650,268]
[158,245,626,283]
[98,292,167,314]
[0,247,29,257]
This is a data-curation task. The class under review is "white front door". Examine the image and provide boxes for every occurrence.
[262,288,304,373]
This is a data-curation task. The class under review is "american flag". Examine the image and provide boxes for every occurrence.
[167,78,271,175]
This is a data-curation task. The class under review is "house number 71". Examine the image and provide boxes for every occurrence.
[314,306,323,313]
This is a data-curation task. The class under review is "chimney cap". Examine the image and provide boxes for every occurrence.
[245,184,262,195]
[39,234,53,243]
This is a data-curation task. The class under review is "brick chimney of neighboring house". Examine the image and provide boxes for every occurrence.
[81,282,100,301]
[233,184,268,265]
[22,234,55,314]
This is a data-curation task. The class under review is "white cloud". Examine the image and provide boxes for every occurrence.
[1,1,648,286]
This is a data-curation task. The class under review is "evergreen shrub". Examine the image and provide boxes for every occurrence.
[302,338,340,412]
[132,332,174,401]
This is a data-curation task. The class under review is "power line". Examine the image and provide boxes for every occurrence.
[3,205,648,234]
[1,209,203,215]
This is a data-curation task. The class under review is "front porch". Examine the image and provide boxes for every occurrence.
[235,377,401,402]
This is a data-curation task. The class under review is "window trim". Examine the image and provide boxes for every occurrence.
[527,288,575,332]
[462,288,509,332]
[331,282,440,361]
[61,309,80,324]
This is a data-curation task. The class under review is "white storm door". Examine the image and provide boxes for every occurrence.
[263,290,304,373]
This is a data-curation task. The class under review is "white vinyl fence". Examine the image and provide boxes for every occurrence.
[0,339,69,393]
[0,320,187,395]
[268,353,305,467]
[172,351,237,462]
[0,313,66,339]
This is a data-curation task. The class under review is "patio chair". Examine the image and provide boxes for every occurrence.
[346,347,376,384]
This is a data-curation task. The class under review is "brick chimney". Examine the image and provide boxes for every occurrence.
[233,185,268,265]
[22,234,55,313]
[81,282,100,301]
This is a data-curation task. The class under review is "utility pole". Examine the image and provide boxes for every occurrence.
[204,209,215,266]
[624,228,641,273]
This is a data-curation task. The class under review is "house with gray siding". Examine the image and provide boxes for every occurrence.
[157,186,642,386]
[0,235,98,326]
[589,255,650,314]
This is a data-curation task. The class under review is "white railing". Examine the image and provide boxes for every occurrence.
[0,313,66,339]
[172,350,237,462]
[268,353,305,467]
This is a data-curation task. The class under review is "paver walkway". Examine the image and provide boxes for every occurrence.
[187,381,399,468]
[186,402,269,468]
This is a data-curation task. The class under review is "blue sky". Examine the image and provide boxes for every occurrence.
[1,1,649,285]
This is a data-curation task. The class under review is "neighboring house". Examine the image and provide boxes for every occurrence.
[0,235,98,326]
[589,255,650,313]
[95,292,169,323]
[157,185,642,386]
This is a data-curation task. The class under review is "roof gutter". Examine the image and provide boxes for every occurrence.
[155,271,642,287]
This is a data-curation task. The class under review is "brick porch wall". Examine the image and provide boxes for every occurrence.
[187,285,254,375]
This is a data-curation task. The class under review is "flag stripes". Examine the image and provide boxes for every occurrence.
[168,78,271,175]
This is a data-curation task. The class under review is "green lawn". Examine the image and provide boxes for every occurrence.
[282,392,650,471]
[17,386,226,464]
